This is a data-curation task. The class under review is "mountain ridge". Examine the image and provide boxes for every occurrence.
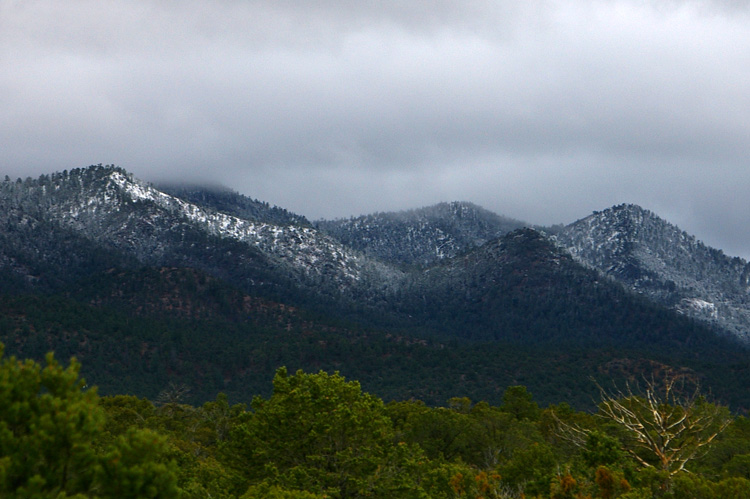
[158,182,311,227]
[555,203,750,342]
[0,165,406,300]
[315,201,527,268]
[1,165,749,410]
[3,166,749,343]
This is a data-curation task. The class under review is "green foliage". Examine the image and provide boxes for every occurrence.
[669,474,750,498]
[498,442,558,496]
[97,428,180,498]
[582,432,629,470]
[0,346,102,496]
[0,343,179,498]
[394,405,480,463]
[0,342,744,499]
[240,483,327,498]
[500,385,541,421]
[696,416,750,480]
[230,367,396,497]
[98,392,245,498]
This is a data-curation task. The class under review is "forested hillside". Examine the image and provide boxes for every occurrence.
[159,183,311,227]
[557,204,750,342]
[315,201,525,267]
[1,166,750,413]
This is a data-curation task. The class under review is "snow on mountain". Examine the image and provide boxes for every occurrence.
[109,171,359,278]
[315,201,526,267]
[4,166,750,345]
[157,183,310,228]
[555,204,750,342]
[0,165,403,292]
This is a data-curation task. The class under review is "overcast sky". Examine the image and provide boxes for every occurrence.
[2,1,750,257]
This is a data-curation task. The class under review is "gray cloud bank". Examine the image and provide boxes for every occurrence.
[2,1,750,257]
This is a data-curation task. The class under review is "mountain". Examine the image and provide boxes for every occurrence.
[1,166,749,410]
[315,201,526,267]
[158,183,311,227]
[395,228,738,349]
[0,165,404,304]
[555,204,750,343]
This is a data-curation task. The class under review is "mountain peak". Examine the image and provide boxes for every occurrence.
[582,203,658,234]
[315,201,527,267]
[557,203,750,342]
[3,165,750,411]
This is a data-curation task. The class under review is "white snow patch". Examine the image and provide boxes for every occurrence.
[680,298,718,319]
[107,171,364,282]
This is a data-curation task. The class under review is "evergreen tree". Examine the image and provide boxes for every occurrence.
[0,343,179,498]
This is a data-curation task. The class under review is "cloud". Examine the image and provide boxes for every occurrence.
[1,1,750,256]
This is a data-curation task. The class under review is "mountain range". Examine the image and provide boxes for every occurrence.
[0,165,748,410]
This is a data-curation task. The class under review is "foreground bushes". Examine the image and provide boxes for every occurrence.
[1,344,749,497]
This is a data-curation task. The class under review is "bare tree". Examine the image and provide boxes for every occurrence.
[596,374,731,478]
[155,381,192,418]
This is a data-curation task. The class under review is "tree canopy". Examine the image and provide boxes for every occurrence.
[1,343,748,498]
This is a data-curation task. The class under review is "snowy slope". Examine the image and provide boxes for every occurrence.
[316,201,526,267]
[556,204,750,342]
[0,165,404,293]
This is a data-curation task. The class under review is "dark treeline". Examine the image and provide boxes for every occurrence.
[3,290,750,413]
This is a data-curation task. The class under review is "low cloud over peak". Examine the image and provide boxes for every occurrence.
[2,0,750,257]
